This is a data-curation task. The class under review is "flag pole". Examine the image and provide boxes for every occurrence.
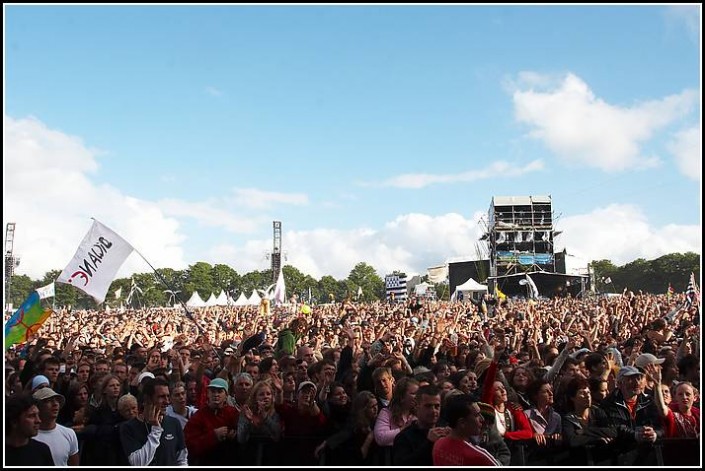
[133,249,204,335]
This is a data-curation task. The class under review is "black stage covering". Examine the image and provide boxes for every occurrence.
[489,271,589,299]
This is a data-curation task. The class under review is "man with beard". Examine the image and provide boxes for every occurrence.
[184,378,239,465]
[6,393,55,465]
[33,388,80,465]
[120,378,188,466]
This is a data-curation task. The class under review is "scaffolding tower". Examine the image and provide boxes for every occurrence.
[486,196,559,280]
[5,222,20,311]
[271,221,282,284]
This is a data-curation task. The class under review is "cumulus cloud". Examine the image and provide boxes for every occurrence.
[512,72,698,172]
[377,160,545,189]
[207,212,488,279]
[4,116,188,279]
[665,5,700,43]
[158,198,264,233]
[5,116,699,285]
[667,125,701,181]
[230,188,309,210]
[555,203,701,269]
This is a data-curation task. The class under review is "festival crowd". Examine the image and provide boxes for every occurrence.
[5,290,700,466]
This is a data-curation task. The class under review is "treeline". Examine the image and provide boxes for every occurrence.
[6,262,386,310]
[590,252,700,294]
[5,252,700,310]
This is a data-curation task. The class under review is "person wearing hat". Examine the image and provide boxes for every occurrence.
[183,377,239,465]
[29,374,50,393]
[635,353,666,394]
[5,393,55,466]
[119,377,188,466]
[32,388,79,465]
[598,365,663,465]
[277,381,327,465]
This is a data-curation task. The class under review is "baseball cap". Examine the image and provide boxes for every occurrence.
[635,353,665,370]
[33,387,66,407]
[137,372,156,383]
[297,381,317,394]
[207,378,229,390]
[617,365,644,381]
[31,375,50,391]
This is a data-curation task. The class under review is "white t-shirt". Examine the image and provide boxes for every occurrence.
[35,424,79,466]
[166,405,198,429]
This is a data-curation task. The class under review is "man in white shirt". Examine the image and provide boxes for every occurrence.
[33,388,80,466]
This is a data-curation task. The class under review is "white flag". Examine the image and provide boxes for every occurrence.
[525,274,540,300]
[427,265,449,283]
[273,269,286,306]
[35,282,55,299]
[357,285,363,299]
[603,277,612,284]
[114,287,122,299]
[56,220,134,304]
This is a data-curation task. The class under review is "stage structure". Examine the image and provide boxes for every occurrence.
[478,196,589,298]
[486,195,556,278]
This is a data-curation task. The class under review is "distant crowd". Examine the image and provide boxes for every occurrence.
[5,291,700,466]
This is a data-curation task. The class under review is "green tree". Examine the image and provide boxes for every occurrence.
[240,270,271,298]
[7,274,33,308]
[184,262,215,300]
[346,262,384,302]
[282,265,308,302]
[318,275,340,303]
[211,264,240,296]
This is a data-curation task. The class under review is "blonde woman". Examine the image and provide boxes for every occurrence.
[237,379,283,465]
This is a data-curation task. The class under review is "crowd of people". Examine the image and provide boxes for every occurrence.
[4,290,700,466]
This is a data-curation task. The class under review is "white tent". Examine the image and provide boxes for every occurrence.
[233,292,248,306]
[215,291,229,306]
[247,289,261,306]
[453,278,488,300]
[204,293,218,307]
[186,291,206,308]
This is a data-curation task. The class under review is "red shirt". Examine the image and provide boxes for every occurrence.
[433,437,500,466]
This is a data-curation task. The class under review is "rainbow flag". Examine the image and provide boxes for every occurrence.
[4,292,54,350]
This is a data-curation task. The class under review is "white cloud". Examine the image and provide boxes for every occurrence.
[555,203,701,268]
[209,212,489,279]
[512,72,698,172]
[158,198,264,233]
[665,6,700,43]
[5,116,698,286]
[377,159,545,189]
[230,188,309,210]
[667,125,701,181]
[4,116,188,279]
[212,205,700,282]
[205,86,223,97]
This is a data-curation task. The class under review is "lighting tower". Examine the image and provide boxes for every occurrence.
[271,221,282,283]
[5,223,20,311]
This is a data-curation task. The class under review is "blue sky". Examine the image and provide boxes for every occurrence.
[4,5,701,282]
